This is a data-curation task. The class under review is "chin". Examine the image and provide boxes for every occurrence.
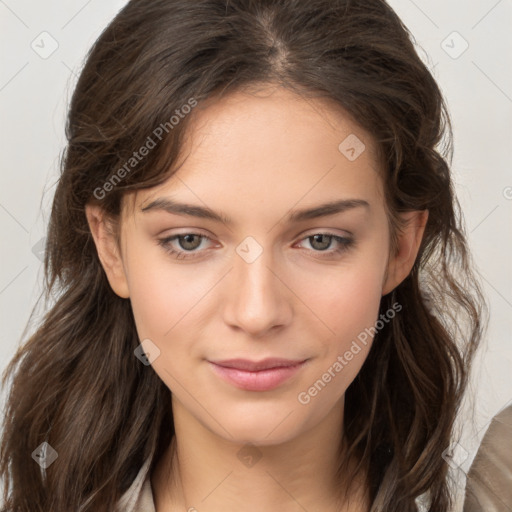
[209,409,308,447]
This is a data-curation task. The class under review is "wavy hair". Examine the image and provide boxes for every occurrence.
[0,0,486,510]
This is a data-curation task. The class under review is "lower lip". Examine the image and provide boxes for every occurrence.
[209,361,307,391]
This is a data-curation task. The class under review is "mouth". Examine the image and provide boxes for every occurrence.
[208,358,309,391]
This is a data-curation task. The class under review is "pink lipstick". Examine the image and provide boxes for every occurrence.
[208,358,308,391]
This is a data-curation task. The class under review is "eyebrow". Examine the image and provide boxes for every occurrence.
[140,197,370,224]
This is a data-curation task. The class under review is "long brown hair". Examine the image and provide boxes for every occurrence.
[0,1,486,510]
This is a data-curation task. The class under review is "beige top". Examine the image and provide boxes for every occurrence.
[116,457,156,512]
[112,453,436,511]
[463,404,512,512]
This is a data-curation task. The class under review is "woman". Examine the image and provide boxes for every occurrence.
[0,1,486,511]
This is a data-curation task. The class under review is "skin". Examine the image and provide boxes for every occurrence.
[86,84,428,512]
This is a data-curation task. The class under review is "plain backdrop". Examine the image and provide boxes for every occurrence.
[1,1,511,510]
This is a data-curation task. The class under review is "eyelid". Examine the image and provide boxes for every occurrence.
[157,227,351,242]
[299,227,353,238]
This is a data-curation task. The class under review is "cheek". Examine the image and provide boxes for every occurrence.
[336,269,383,326]
[123,244,207,340]
[296,251,386,389]
[294,273,382,409]
[302,258,385,340]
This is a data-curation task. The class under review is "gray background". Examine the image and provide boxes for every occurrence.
[1,1,511,510]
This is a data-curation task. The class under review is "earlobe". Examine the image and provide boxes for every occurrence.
[382,210,429,296]
[85,204,130,298]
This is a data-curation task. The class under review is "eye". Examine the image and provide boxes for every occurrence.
[295,233,354,258]
[157,233,213,260]
[157,231,355,261]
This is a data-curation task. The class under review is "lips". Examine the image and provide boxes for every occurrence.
[209,358,306,371]
[208,358,308,391]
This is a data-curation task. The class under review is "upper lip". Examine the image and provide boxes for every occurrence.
[210,358,307,371]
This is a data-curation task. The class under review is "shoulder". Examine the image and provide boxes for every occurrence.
[116,457,156,512]
[463,405,512,511]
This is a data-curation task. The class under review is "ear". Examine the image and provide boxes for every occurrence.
[382,210,429,296]
[85,203,130,298]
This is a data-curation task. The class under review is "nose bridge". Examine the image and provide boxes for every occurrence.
[223,236,291,336]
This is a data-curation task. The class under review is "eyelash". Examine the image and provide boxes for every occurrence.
[157,232,355,260]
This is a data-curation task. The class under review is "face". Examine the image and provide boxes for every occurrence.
[89,85,422,446]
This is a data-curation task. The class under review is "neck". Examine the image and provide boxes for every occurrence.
[151,398,369,512]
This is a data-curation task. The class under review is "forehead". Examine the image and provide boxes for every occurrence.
[127,85,384,220]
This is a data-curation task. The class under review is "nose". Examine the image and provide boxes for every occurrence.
[222,245,293,338]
